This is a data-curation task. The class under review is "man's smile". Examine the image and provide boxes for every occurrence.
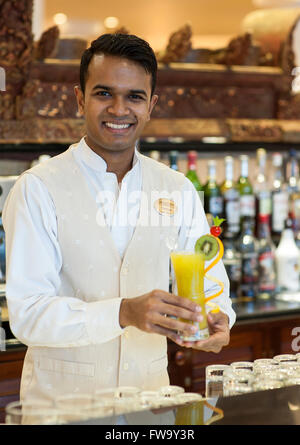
[102,121,136,134]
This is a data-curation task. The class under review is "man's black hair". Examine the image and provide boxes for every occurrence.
[80,33,157,96]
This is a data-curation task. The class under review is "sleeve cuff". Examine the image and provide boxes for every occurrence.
[86,298,124,344]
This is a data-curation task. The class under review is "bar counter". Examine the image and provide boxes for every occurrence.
[1,293,300,423]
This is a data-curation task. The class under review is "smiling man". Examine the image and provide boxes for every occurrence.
[3,34,235,403]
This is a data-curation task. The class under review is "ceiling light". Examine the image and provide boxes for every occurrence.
[53,13,68,26]
[104,16,119,29]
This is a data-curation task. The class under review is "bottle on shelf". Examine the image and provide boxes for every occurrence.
[257,214,276,300]
[275,218,300,293]
[203,159,223,224]
[149,150,161,162]
[169,150,179,171]
[286,149,300,242]
[271,152,289,246]
[286,148,300,195]
[220,155,240,236]
[222,231,241,302]
[238,155,255,227]
[186,151,203,204]
[255,148,271,232]
[237,216,259,302]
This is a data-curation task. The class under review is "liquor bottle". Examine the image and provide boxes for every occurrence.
[186,151,203,204]
[238,155,255,225]
[222,231,241,302]
[220,156,240,236]
[237,216,259,301]
[275,218,300,292]
[286,148,299,194]
[271,153,289,246]
[286,149,300,240]
[255,148,271,223]
[169,150,179,171]
[257,214,276,300]
[204,160,223,222]
[149,150,161,162]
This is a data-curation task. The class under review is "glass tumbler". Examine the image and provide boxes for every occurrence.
[273,354,298,364]
[285,376,300,386]
[278,361,300,378]
[95,386,141,415]
[223,369,254,396]
[230,361,254,372]
[253,377,284,391]
[55,394,97,424]
[5,400,58,425]
[138,390,162,410]
[205,364,230,398]
[253,359,278,374]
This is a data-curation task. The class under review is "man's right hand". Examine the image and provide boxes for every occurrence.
[119,289,203,346]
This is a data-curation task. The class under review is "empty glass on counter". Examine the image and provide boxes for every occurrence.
[159,385,185,398]
[253,358,278,374]
[205,364,230,398]
[55,393,111,423]
[230,361,254,372]
[5,400,58,425]
[95,386,141,415]
[174,392,203,405]
[223,368,254,396]
[285,376,300,386]
[273,354,298,363]
[278,361,300,378]
[252,377,284,391]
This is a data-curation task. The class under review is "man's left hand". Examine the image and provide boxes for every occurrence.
[179,311,230,353]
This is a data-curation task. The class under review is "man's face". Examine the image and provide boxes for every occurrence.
[75,54,158,154]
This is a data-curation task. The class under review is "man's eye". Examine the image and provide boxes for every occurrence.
[129,94,143,101]
[96,91,111,97]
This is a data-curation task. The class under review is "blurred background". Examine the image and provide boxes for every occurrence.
[32,0,298,51]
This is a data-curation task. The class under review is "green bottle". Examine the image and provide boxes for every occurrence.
[204,160,223,221]
[221,156,240,235]
[186,151,203,204]
[186,151,202,189]
[238,155,255,223]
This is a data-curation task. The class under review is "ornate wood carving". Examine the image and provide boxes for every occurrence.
[157,24,192,64]
[0,0,34,120]
[34,26,60,61]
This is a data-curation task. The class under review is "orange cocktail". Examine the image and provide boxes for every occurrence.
[171,251,209,341]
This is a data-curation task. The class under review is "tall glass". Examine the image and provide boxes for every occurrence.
[171,251,208,341]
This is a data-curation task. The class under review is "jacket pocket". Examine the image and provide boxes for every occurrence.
[38,356,95,377]
[148,355,168,375]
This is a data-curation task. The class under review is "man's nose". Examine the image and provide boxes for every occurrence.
[107,96,130,116]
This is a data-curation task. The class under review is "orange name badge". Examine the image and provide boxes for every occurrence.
[154,198,177,216]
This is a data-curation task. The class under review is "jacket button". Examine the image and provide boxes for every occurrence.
[123,363,129,371]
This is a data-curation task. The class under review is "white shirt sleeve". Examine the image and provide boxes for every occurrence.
[2,173,124,348]
[177,178,236,328]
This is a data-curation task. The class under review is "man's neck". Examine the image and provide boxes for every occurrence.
[85,137,135,183]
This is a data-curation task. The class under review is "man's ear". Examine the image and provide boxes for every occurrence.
[147,94,158,121]
[74,85,85,117]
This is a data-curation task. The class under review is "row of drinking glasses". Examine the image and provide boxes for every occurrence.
[5,385,201,425]
[206,353,300,398]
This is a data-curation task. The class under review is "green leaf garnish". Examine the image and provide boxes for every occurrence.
[213,216,226,227]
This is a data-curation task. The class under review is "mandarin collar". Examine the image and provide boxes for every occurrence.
[77,137,140,174]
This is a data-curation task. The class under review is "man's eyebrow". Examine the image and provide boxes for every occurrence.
[92,84,147,96]
[92,84,111,91]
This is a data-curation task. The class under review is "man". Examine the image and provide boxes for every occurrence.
[3,34,235,403]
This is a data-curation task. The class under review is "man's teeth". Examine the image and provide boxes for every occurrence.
[105,122,131,129]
